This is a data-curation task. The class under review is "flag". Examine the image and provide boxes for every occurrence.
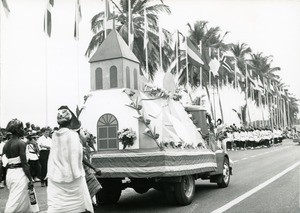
[198,41,203,87]
[143,7,148,50]
[1,0,10,16]
[253,78,264,93]
[43,0,54,37]
[209,58,220,77]
[270,83,274,92]
[186,37,203,67]
[74,0,82,40]
[220,55,235,74]
[128,0,134,50]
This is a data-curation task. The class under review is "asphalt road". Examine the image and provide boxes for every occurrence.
[0,139,299,213]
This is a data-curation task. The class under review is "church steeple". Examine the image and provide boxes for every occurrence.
[89,30,140,91]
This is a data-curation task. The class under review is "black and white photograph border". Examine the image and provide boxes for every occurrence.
[1,0,300,213]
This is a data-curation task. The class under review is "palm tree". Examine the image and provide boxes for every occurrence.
[230,43,252,81]
[85,0,172,80]
[175,21,230,122]
[287,95,299,126]
[248,52,281,128]
[186,21,230,87]
[230,43,252,125]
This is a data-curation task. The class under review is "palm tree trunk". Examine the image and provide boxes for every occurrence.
[283,99,286,127]
[204,84,215,122]
[259,92,265,127]
[245,94,251,127]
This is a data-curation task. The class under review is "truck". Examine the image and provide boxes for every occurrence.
[84,92,233,206]
[79,30,232,206]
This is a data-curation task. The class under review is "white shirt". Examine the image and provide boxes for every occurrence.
[26,143,39,161]
[37,135,52,150]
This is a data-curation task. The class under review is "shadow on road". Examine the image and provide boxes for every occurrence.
[95,182,220,213]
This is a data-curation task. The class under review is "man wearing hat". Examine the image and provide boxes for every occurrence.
[26,131,41,182]
[47,106,93,213]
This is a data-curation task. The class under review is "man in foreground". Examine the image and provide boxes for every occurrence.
[3,119,34,212]
[47,106,93,213]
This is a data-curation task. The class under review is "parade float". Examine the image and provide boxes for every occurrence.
[79,30,232,206]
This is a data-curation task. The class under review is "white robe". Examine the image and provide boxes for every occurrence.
[47,128,93,213]
[5,156,33,213]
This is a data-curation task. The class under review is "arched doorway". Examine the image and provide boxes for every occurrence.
[97,113,119,150]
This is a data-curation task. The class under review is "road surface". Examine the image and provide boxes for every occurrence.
[0,139,299,213]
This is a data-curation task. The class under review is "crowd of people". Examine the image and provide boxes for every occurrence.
[213,118,291,152]
[0,106,101,213]
[0,125,55,189]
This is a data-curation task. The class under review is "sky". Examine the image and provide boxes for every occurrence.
[0,0,300,128]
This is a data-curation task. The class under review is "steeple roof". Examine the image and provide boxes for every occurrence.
[89,30,139,63]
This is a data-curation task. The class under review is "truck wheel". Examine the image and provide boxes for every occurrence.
[217,157,230,188]
[96,179,122,205]
[174,175,195,206]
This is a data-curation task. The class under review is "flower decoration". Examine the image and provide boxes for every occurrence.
[172,93,182,101]
[117,128,137,149]
[144,128,151,134]
[143,83,182,101]
[144,119,151,125]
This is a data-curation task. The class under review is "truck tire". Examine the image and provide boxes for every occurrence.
[174,175,195,206]
[96,179,122,205]
[217,157,230,188]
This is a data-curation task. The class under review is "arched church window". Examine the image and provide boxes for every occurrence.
[97,113,119,150]
[95,68,103,89]
[110,66,118,88]
[134,68,138,89]
[126,66,130,88]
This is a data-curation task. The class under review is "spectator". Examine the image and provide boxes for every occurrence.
[26,131,41,182]
[37,127,52,187]
[3,119,34,212]
[215,119,227,151]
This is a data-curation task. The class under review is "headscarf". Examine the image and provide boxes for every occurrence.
[57,106,81,130]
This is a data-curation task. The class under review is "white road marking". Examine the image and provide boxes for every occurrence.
[211,161,300,213]
[241,158,248,160]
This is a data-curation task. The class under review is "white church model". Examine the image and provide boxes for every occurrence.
[80,29,208,151]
